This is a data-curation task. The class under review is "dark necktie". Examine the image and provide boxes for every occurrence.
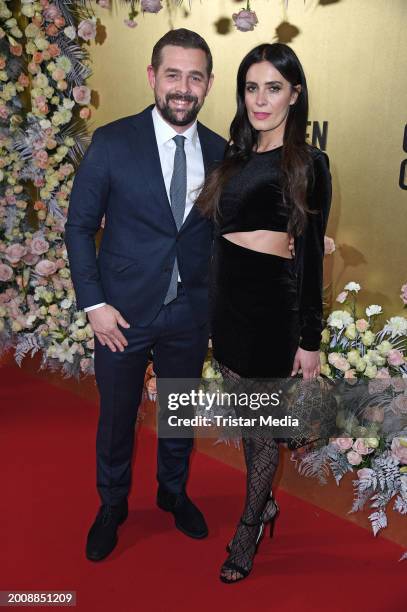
[164,135,187,305]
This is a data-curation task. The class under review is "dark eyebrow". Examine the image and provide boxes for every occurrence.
[245,80,283,86]
[165,67,205,78]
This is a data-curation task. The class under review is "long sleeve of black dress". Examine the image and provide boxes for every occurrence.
[295,151,332,351]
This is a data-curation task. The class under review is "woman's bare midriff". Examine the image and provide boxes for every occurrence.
[223,230,292,259]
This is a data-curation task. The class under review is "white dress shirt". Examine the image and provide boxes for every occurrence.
[85,106,205,312]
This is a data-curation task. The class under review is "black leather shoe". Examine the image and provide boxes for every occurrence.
[86,499,128,561]
[156,487,208,539]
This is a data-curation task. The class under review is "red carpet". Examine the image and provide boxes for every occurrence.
[0,364,405,612]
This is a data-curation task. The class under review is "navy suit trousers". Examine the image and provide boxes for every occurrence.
[94,286,209,505]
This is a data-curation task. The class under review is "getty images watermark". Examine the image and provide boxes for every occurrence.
[165,387,300,429]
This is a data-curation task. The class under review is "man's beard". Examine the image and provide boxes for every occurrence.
[155,92,203,126]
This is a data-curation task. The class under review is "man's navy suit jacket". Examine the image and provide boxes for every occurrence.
[65,105,226,327]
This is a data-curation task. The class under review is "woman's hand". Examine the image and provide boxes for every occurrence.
[291,347,320,379]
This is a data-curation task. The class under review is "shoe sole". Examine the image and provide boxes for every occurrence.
[86,512,128,562]
[157,502,208,539]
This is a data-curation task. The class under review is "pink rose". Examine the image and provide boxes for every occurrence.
[347,450,363,466]
[141,0,163,12]
[22,252,40,266]
[357,468,374,479]
[124,19,137,28]
[328,353,350,372]
[353,438,370,455]
[86,339,95,350]
[52,68,65,81]
[79,107,91,120]
[344,368,357,379]
[78,19,97,41]
[43,5,61,21]
[55,258,65,269]
[34,95,48,113]
[387,349,404,367]
[48,304,59,316]
[401,284,407,306]
[98,0,110,7]
[31,237,50,255]
[0,263,13,281]
[73,85,91,106]
[232,9,258,32]
[34,150,49,170]
[5,243,27,264]
[391,437,407,464]
[35,259,57,276]
[356,319,369,333]
[333,437,353,451]
[0,106,9,120]
[336,291,348,304]
[376,367,390,379]
[80,357,93,373]
[324,235,336,255]
[18,73,30,88]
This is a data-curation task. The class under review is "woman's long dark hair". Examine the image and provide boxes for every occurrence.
[197,43,313,236]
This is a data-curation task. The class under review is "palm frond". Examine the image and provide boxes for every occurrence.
[58,37,92,86]
[58,120,91,166]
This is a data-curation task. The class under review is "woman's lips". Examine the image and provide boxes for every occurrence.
[253,112,271,120]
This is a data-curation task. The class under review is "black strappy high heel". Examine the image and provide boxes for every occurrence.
[225,493,279,553]
[220,494,280,584]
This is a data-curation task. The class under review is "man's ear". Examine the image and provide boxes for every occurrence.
[206,73,214,96]
[290,84,302,105]
[147,65,156,90]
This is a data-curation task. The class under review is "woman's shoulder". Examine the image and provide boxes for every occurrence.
[306,144,330,171]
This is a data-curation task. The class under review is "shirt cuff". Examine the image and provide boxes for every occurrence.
[84,302,106,312]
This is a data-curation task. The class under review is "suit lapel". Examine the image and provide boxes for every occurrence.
[130,107,176,228]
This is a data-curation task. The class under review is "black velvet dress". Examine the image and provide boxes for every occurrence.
[211,146,332,379]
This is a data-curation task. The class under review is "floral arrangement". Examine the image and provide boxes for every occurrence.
[320,281,407,381]
[101,0,291,32]
[0,0,97,376]
[293,281,407,556]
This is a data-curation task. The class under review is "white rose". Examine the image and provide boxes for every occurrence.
[327,310,354,329]
[64,26,76,40]
[366,304,382,317]
[344,282,361,292]
[384,317,407,338]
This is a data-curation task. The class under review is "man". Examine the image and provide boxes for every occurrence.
[65,29,226,561]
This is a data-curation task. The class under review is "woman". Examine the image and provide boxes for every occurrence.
[197,43,332,583]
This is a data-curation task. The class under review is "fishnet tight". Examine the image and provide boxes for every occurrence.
[219,364,280,581]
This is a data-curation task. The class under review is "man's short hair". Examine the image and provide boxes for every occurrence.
[151,28,213,78]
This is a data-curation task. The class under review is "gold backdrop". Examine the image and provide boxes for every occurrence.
[88,0,407,316]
